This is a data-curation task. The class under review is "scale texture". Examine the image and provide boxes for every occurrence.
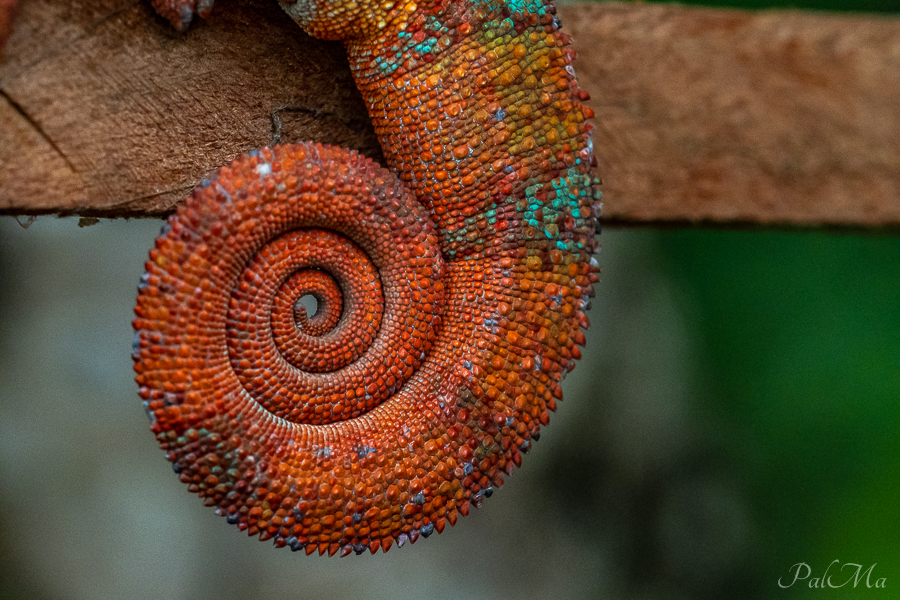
[134,0,601,555]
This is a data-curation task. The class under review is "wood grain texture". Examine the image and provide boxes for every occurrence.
[0,0,14,55]
[0,0,380,216]
[568,2,900,228]
[1,0,898,227]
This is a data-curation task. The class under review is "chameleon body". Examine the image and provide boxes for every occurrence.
[135,0,600,555]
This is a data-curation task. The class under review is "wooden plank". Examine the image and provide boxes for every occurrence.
[567,3,900,228]
[1,0,898,228]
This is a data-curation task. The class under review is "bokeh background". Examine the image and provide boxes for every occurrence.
[1,0,898,598]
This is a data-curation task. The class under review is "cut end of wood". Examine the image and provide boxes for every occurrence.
[0,0,381,218]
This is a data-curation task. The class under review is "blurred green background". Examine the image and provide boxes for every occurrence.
[1,0,898,599]
[660,229,900,598]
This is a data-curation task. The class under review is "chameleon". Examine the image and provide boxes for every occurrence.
[133,0,601,555]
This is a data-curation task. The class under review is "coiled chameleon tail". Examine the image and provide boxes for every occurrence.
[136,0,601,555]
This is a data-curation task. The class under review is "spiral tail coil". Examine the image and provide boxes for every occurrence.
[134,142,599,555]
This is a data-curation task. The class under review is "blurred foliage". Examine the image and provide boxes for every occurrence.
[659,230,900,597]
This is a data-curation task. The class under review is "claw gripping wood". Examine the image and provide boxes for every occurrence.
[134,0,601,555]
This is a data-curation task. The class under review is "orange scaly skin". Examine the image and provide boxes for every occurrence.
[136,0,601,555]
